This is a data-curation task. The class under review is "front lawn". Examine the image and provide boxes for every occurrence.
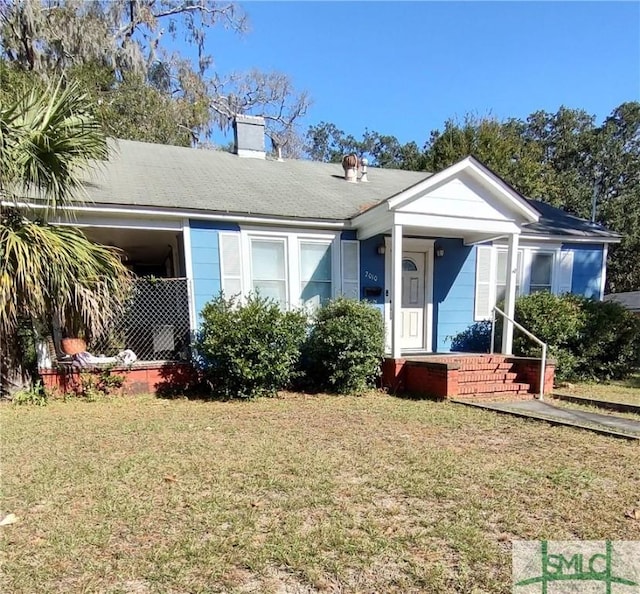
[557,372,640,405]
[1,393,638,593]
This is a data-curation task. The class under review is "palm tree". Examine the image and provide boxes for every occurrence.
[0,81,132,395]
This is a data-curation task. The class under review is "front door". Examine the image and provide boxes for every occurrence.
[401,252,425,350]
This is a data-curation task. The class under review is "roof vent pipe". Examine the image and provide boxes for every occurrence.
[342,153,358,183]
[233,115,266,159]
[359,158,369,183]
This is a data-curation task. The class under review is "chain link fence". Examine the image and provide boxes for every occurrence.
[90,277,192,361]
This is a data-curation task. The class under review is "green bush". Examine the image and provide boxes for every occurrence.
[573,298,640,380]
[12,381,49,406]
[513,292,640,382]
[74,368,126,401]
[301,298,385,394]
[195,294,307,399]
[450,321,492,352]
[513,292,585,381]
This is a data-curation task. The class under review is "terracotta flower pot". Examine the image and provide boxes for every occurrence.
[61,338,87,355]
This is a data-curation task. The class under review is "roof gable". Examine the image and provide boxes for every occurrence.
[387,156,540,223]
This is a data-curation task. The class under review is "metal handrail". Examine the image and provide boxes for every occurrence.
[490,305,548,401]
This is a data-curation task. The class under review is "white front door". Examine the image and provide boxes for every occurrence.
[401,252,425,350]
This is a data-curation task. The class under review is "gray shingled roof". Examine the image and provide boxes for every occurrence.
[604,291,640,311]
[523,199,621,239]
[82,139,429,221]
[79,139,619,240]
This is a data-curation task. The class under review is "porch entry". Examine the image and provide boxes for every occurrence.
[385,238,434,353]
[401,253,426,349]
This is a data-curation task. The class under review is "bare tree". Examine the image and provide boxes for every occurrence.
[1,1,310,149]
[209,70,310,157]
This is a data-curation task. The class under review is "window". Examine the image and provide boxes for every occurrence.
[300,241,332,307]
[495,250,522,303]
[475,244,574,320]
[250,238,287,307]
[220,230,359,309]
[529,252,553,293]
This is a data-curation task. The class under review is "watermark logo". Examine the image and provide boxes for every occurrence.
[513,540,640,593]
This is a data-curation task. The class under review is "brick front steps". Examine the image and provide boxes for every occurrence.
[381,354,555,401]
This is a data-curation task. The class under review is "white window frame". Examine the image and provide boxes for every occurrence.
[248,235,289,307]
[298,238,335,308]
[238,227,342,309]
[526,250,555,294]
[475,242,568,321]
[495,247,524,302]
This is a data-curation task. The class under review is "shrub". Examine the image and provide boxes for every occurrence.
[195,294,307,399]
[573,298,640,380]
[450,321,492,352]
[74,368,126,401]
[450,292,640,382]
[12,381,49,406]
[513,292,640,382]
[513,292,585,381]
[301,298,385,394]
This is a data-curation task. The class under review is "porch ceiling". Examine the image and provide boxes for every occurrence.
[399,225,507,244]
[82,227,180,266]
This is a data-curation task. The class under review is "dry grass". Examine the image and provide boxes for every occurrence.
[557,372,640,405]
[548,397,640,424]
[1,392,639,594]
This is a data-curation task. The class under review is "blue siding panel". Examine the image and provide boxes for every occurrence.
[359,235,385,304]
[565,243,603,299]
[433,239,476,352]
[192,247,219,266]
[189,220,240,319]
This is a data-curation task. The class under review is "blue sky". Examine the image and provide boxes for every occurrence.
[190,1,640,145]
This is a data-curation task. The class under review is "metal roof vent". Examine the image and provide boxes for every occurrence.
[233,115,266,159]
[359,158,369,183]
[342,153,358,183]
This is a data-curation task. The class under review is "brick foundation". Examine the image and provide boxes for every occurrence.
[381,358,407,392]
[39,362,197,396]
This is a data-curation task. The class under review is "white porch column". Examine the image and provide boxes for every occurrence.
[391,223,403,358]
[182,218,197,332]
[501,232,520,355]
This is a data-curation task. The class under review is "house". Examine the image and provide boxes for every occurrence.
[604,291,640,315]
[38,115,621,397]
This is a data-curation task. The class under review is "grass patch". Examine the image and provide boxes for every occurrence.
[557,372,640,405]
[1,392,639,593]
[549,397,640,423]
